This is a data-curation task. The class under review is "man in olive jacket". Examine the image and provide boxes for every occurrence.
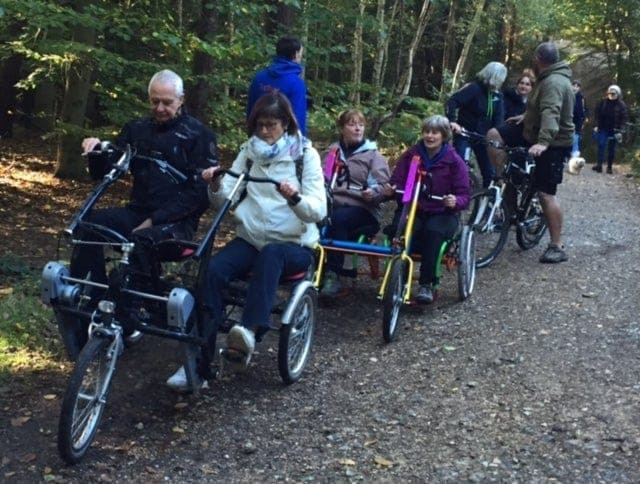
[488,42,574,263]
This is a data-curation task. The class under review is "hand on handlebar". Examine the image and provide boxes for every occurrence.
[277,181,301,204]
[450,122,463,134]
[442,194,457,209]
[202,166,222,191]
[81,137,102,154]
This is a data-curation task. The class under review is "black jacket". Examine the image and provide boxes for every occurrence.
[502,87,527,120]
[115,113,217,230]
[445,80,504,135]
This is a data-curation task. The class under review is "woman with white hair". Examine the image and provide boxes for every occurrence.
[593,84,629,174]
[446,61,508,187]
[386,115,471,304]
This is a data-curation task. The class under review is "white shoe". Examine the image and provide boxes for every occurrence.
[125,330,143,344]
[166,366,208,392]
[224,325,256,369]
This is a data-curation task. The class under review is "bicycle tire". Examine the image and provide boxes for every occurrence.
[58,335,117,464]
[468,191,510,268]
[515,192,548,250]
[278,287,316,384]
[382,259,407,343]
[457,226,477,301]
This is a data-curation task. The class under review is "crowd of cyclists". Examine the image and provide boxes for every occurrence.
[68,36,633,393]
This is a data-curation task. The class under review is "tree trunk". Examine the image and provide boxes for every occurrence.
[439,0,457,101]
[265,0,296,35]
[0,54,23,138]
[371,0,432,138]
[450,0,486,91]
[55,8,96,179]
[349,0,366,105]
[185,0,218,121]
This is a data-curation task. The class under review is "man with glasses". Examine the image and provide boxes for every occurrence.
[487,42,574,264]
[593,84,628,174]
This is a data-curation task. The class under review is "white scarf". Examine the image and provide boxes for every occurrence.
[247,133,304,163]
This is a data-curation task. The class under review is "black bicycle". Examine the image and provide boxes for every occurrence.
[42,145,317,464]
[467,144,547,268]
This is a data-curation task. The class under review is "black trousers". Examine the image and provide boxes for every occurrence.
[70,206,194,286]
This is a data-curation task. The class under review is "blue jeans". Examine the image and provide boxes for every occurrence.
[204,238,313,333]
[323,205,378,273]
[453,135,495,188]
[572,133,581,155]
[596,130,617,166]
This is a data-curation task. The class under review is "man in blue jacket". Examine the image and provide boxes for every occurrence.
[247,35,308,135]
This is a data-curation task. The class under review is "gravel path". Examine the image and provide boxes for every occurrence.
[3,165,640,482]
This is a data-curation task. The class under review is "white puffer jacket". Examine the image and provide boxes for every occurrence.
[208,134,326,250]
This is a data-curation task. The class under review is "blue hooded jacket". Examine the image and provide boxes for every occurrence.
[247,56,308,135]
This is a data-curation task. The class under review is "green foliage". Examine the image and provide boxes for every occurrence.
[0,253,60,378]
[0,0,638,163]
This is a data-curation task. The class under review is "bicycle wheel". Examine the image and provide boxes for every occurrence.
[278,287,316,384]
[382,259,408,343]
[58,335,118,464]
[516,193,548,250]
[468,191,510,268]
[457,226,477,301]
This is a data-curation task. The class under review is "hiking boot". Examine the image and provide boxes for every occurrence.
[539,244,568,263]
[320,271,341,296]
[415,284,434,304]
[592,164,602,173]
[606,166,613,174]
[223,325,256,370]
[166,366,209,392]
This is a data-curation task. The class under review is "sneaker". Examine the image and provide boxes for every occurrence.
[592,164,602,173]
[320,271,341,296]
[415,284,434,304]
[606,166,613,174]
[166,366,209,392]
[125,330,143,344]
[539,244,568,263]
[224,325,256,369]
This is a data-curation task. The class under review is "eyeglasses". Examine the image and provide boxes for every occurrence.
[607,91,618,96]
[256,120,282,131]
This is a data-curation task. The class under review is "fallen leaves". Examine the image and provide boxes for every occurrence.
[11,416,31,427]
[373,456,394,468]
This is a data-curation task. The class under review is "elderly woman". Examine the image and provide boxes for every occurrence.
[166,92,326,391]
[593,84,628,174]
[446,61,508,187]
[388,115,471,304]
[320,109,391,295]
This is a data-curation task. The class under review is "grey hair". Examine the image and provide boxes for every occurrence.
[608,84,622,98]
[535,42,559,65]
[148,69,184,97]
[422,114,452,142]
[476,62,508,91]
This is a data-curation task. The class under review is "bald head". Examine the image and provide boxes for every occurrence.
[534,42,559,66]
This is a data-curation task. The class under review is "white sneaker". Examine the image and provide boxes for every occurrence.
[224,325,256,369]
[166,366,208,392]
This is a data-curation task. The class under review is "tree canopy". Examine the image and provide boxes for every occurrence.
[0,0,638,176]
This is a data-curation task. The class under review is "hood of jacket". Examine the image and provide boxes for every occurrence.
[267,56,304,79]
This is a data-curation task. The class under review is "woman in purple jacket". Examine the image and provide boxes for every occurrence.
[388,115,471,304]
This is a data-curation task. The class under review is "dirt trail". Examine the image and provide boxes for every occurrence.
[2,160,640,482]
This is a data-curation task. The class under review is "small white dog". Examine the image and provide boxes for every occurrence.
[567,155,586,175]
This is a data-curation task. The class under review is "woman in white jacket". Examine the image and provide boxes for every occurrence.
[167,92,326,390]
